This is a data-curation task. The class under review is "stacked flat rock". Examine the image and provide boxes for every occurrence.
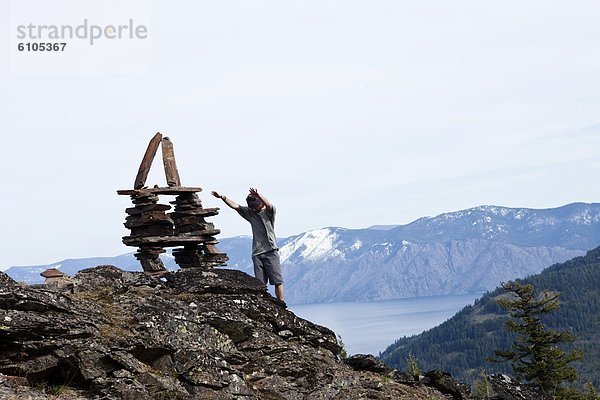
[134,247,166,272]
[170,193,217,235]
[118,187,228,271]
[201,242,229,267]
[125,194,174,237]
[171,243,228,269]
[123,192,174,272]
[170,193,229,268]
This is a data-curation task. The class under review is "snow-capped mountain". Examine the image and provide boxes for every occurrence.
[220,202,600,303]
[389,202,600,249]
[5,203,600,304]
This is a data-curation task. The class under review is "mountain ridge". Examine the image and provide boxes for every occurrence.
[5,202,600,303]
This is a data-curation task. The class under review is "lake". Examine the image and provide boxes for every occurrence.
[291,293,482,356]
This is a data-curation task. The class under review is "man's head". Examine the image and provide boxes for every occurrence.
[246,194,264,212]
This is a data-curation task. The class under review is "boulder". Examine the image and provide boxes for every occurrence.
[344,354,393,374]
[489,374,554,400]
[424,370,471,400]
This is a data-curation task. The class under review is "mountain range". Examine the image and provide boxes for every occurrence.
[5,202,600,304]
[271,202,600,303]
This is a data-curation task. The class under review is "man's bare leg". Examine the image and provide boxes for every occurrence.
[275,284,284,301]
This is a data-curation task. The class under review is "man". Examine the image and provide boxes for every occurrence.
[211,188,284,301]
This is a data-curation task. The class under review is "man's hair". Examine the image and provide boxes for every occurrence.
[246,195,263,209]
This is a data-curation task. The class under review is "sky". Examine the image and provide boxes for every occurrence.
[1,0,600,268]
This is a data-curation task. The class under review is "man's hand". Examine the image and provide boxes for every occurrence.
[211,191,222,199]
[249,187,273,210]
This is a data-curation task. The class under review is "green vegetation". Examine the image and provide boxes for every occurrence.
[337,334,348,358]
[405,352,421,379]
[473,369,492,399]
[584,382,600,400]
[380,245,600,389]
[493,281,583,398]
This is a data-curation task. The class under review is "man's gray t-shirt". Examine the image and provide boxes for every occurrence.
[237,206,278,256]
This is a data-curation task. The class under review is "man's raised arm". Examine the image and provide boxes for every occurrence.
[211,191,240,210]
[249,188,273,210]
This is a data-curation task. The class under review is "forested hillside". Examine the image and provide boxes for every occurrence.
[379,245,600,387]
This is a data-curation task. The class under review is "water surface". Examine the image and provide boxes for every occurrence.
[292,293,481,356]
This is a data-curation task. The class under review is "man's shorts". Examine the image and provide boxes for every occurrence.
[252,249,283,286]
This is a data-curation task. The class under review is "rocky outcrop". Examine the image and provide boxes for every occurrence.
[489,374,554,400]
[0,268,455,399]
[423,370,471,400]
[0,271,17,288]
[344,354,393,375]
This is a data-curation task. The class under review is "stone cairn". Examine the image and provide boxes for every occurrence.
[117,133,228,272]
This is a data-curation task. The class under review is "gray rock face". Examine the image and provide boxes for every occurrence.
[0,265,454,399]
[489,374,553,400]
[278,237,583,303]
[0,271,17,288]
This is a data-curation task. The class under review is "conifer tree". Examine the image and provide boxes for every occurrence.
[493,281,583,397]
